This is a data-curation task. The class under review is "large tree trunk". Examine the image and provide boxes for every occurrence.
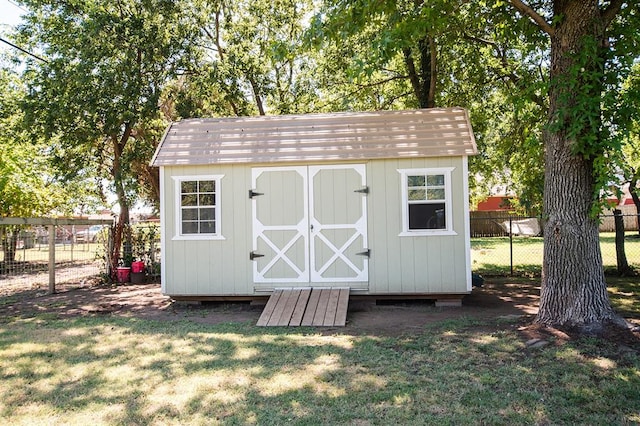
[535,2,621,330]
[403,27,437,109]
[109,129,133,275]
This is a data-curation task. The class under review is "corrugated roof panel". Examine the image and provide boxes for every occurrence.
[150,108,477,166]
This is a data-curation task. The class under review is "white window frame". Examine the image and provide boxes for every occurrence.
[398,167,456,236]
[172,175,225,240]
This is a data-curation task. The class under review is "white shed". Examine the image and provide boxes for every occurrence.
[151,108,478,306]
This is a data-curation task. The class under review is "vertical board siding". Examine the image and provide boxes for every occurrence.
[161,156,470,297]
[162,164,254,296]
[367,157,469,295]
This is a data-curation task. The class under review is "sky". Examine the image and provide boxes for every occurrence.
[0,0,26,54]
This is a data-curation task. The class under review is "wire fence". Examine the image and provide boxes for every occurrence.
[470,213,640,276]
[3,213,637,294]
[0,219,112,295]
[0,218,163,296]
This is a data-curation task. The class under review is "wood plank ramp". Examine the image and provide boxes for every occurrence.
[257,287,350,327]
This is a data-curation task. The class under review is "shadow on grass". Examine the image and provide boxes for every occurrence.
[0,312,638,424]
[0,277,638,423]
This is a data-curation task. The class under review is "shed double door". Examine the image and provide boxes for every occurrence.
[251,165,368,286]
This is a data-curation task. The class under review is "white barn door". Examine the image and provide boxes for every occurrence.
[252,167,309,283]
[252,165,368,285]
[309,165,368,282]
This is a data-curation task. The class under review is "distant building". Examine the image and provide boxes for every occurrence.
[474,196,515,212]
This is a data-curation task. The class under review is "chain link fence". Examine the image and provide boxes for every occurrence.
[471,213,640,276]
[0,218,112,295]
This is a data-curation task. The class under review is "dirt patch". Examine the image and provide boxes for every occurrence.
[0,277,638,348]
[0,278,536,327]
[0,281,263,325]
[519,321,640,354]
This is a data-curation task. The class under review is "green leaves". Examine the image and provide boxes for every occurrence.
[0,68,69,216]
[21,0,203,134]
[3,0,637,224]
[191,0,316,116]
[17,0,204,195]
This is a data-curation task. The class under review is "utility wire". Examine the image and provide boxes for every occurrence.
[5,0,28,13]
[0,36,48,62]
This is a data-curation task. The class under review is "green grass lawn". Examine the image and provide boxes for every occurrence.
[2,242,103,264]
[1,279,639,425]
[472,232,640,275]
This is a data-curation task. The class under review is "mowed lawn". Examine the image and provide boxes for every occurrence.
[472,232,640,275]
[2,242,102,264]
[1,279,639,425]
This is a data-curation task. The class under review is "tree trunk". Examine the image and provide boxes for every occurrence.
[418,36,436,108]
[0,226,18,264]
[628,176,640,236]
[613,209,631,276]
[403,36,437,109]
[535,1,621,330]
[109,131,132,275]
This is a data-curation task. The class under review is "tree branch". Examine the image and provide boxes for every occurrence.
[403,47,423,106]
[354,74,409,89]
[119,122,133,151]
[201,12,225,60]
[509,0,555,36]
[463,33,498,48]
[602,0,624,28]
[247,76,265,116]
[381,91,414,110]
[464,33,546,108]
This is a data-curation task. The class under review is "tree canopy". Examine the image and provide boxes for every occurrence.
[16,0,205,268]
[307,1,550,210]
[0,66,71,217]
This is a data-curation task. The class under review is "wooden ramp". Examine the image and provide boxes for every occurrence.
[257,287,350,327]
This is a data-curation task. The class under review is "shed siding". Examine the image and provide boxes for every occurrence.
[162,164,254,296]
[161,156,469,297]
[366,157,469,294]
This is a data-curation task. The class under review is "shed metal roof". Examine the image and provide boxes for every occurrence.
[150,108,477,167]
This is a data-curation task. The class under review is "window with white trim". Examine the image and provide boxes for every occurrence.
[173,175,223,239]
[398,168,455,236]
